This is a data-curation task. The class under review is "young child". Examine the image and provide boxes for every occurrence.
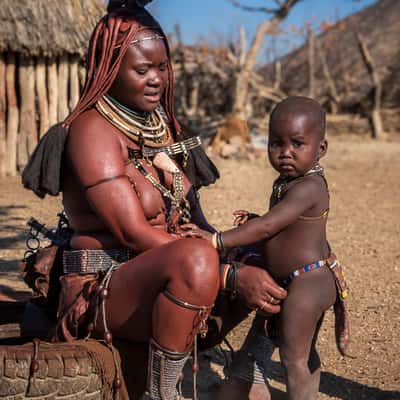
[183,96,350,400]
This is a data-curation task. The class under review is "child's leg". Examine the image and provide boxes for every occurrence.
[278,267,336,400]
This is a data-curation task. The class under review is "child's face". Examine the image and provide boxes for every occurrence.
[268,114,327,178]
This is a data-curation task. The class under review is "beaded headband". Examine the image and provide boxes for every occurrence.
[115,34,164,48]
[131,34,164,44]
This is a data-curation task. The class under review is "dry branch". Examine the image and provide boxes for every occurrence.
[356,32,385,139]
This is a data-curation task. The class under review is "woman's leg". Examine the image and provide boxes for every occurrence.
[100,238,219,399]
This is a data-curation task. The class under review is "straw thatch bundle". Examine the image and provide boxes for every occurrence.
[0,0,105,177]
[0,0,105,58]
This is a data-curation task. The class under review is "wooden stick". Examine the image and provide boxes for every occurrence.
[356,33,385,139]
[6,53,19,176]
[36,57,49,137]
[69,55,80,111]
[48,59,58,126]
[19,57,37,168]
[0,54,6,177]
[58,55,69,121]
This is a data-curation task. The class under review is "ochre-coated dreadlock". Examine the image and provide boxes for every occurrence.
[22,2,219,198]
[64,4,181,136]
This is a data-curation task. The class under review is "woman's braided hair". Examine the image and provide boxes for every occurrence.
[64,1,181,135]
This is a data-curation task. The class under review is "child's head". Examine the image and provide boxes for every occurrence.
[268,96,327,177]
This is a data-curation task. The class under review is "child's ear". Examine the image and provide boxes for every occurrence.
[318,139,328,159]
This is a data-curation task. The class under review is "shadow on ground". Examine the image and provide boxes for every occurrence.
[0,259,21,272]
[182,349,400,400]
[0,205,29,249]
[0,284,31,301]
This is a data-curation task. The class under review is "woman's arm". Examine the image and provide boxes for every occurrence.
[66,115,175,253]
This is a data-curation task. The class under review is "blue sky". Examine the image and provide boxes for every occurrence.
[148,0,377,61]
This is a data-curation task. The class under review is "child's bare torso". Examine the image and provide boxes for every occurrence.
[263,174,331,282]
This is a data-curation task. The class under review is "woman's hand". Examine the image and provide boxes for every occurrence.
[179,223,213,242]
[236,264,287,315]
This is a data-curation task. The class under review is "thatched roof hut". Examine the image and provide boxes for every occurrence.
[0,0,106,177]
[262,0,400,111]
[0,0,105,58]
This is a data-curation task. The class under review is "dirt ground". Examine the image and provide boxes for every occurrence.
[0,136,399,399]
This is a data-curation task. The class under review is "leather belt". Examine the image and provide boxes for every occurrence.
[63,249,134,274]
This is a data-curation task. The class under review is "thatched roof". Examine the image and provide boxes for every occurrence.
[261,0,400,110]
[0,0,106,58]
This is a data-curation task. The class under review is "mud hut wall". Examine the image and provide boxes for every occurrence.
[1,53,84,176]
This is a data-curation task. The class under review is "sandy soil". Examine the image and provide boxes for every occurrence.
[0,136,399,399]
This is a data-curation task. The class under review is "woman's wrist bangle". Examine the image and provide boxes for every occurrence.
[219,263,231,290]
[211,232,218,249]
[216,231,225,252]
[218,262,238,298]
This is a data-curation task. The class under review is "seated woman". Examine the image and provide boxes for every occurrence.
[23,1,287,399]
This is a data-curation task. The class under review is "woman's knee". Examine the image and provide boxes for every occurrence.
[175,238,220,299]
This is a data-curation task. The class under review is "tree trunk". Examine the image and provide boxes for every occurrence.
[19,57,37,170]
[233,19,277,118]
[356,33,385,139]
[47,59,58,126]
[69,56,80,111]
[58,55,69,121]
[6,53,19,176]
[0,54,6,177]
[315,38,340,114]
[36,57,49,137]
[307,26,315,99]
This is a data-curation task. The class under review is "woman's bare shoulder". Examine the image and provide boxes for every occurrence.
[66,109,126,184]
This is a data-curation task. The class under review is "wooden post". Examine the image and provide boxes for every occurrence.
[78,63,86,90]
[58,55,69,121]
[356,33,385,139]
[315,38,340,114]
[0,54,6,177]
[47,59,58,126]
[19,56,37,169]
[307,26,315,99]
[36,57,49,137]
[273,60,281,91]
[6,53,19,176]
[69,55,80,111]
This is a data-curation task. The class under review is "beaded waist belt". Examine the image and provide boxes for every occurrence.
[282,254,337,286]
[63,249,134,274]
[128,136,202,159]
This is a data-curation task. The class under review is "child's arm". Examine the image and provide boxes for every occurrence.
[221,179,319,248]
[181,178,320,248]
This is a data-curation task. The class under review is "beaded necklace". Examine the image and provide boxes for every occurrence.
[95,97,169,147]
[272,163,327,202]
[130,154,191,232]
[96,95,191,231]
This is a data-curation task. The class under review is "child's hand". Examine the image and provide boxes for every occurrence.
[179,223,213,242]
[233,209,250,226]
